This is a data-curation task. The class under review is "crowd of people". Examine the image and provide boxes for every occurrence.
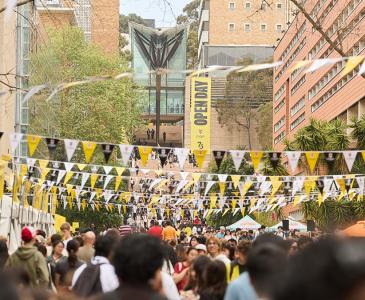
[0,219,365,300]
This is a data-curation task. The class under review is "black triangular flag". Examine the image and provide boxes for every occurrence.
[316,178,324,194]
[325,152,337,170]
[0,132,3,140]
[46,138,60,155]
[101,144,115,163]
[213,151,226,169]
[269,152,281,167]
[157,148,171,167]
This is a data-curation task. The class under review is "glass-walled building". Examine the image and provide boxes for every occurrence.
[129,23,187,121]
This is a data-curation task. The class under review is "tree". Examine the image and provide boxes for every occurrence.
[119,13,146,33]
[283,118,365,230]
[29,27,144,224]
[256,101,273,149]
[176,0,200,69]
[216,58,273,150]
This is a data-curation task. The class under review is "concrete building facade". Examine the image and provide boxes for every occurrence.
[198,0,293,67]
[273,0,365,150]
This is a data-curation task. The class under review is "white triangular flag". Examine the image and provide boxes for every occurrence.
[356,177,365,195]
[233,208,240,216]
[9,133,23,155]
[141,168,150,176]
[103,166,113,175]
[117,204,121,215]
[230,150,245,171]
[104,175,113,189]
[217,174,228,183]
[56,170,66,185]
[81,173,90,189]
[292,177,304,196]
[204,181,215,196]
[323,178,333,194]
[359,60,365,76]
[64,139,79,161]
[90,204,95,211]
[174,148,189,169]
[306,57,344,73]
[218,197,225,208]
[5,0,17,21]
[343,151,358,171]
[89,192,96,203]
[180,172,189,180]
[149,179,162,190]
[286,151,301,173]
[119,145,134,166]
[64,162,74,172]
[103,191,113,203]
[260,181,272,196]
[175,180,188,193]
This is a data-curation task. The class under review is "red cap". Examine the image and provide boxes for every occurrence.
[21,226,36,242]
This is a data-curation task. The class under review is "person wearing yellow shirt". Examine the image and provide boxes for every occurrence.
[226,240,251,282]
[162,220,177,243]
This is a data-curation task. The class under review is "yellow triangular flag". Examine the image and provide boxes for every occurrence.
[115,167,125,176]
[231,175,241,188]
[218,182,226,196]
[231,199,237,209]
[270,177,282,195]
[193,150,207,168]
[138,146,152,166]
[336,179,346,193]
[343,56,364,76]
[210,194,217,209]
[64,171,74,185]
[0,161,6,200]
[241,207,246,217]
[293,195,300,207]
[241,181,253,197]
[222,208,230,216]
[90,174,98,188]
[20,164,28,177]
[317,193,323,206]
[304,178,316,196]
[40,168,50,181]
[250,151,263,172]
[27,135,42,157]
[82,141,97,163]
[290,60,311,72]
[81,199,87,210]
[361,151,365,163]
[38,159,49,169]
[305,152,320,173]
[115,176,122,192]
[77,164,86,171]
[192,173,202,183]
[1,155,11,161]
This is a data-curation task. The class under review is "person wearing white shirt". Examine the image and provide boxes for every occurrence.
[72,236,119,295]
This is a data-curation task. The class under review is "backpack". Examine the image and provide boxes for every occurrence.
[73,264,104,297]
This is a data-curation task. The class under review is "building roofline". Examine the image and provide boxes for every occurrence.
[128,22,188,36]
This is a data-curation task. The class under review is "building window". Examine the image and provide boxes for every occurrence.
[260,23,267,31]
[274,131,285,144]
[229,2,235,10]
[290,113,305,131]
[291,75,306,95]
[276,2,282,9]
[245,2,251,9]
[290,96,305,117]
[276,24,282,32]
[274,83,286,101]
[274,99,285,114]
[228,23,235,31]
[244,23,251,31]
[274,117,285,133]
[261,2,267,11]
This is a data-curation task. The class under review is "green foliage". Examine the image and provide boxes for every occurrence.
[256,101,273,149]
[119,13,146,33]
[177,0,200,69]
[57,207,123,232]
[285,117,365,230]
[30,27,143,151]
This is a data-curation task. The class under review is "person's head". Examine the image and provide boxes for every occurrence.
[21,226,36,245]
[36,229,46,239]
[186,247,199,265]
[83,231,96,246]
[285,239,298,255]
[202,260,227,295]
[95,235,118,260]
[0,271,19,300]
[297,236,313,250]
[236,240,251,265]
[222,241,235,261]
[112,234,164,287]
[228,238,238,248]
[226,229,231,236]
[259,225,266,232]
[206,237,221,257]
[195,244,207,255]
[219,226,225,234]
[190,236,199,248]
[273,238,365,300]
[176,244,187,262]
[165,220,171,227]
[105,228,121,242]
[50,233,62,245]
[0,239,9,268]
[52,239,64,256]
[277,226,283,232]
[60,222,71,239]
[253,233,288,253]
[191,255,211,290]
[36,243,47,258]
[66,239,80,268]
[247,243,288,298]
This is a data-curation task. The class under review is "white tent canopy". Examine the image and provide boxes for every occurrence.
[227,215,261,230]
[269,218,307,232]
[0,195,55,253]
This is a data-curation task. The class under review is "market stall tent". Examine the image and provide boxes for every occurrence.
[269,218,307,232]
[227,215,261,230]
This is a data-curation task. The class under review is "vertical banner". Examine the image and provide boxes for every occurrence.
[191,77,211,151]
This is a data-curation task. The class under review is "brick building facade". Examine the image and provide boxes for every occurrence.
[273,0,365,150]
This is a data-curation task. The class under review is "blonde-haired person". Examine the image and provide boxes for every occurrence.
[206,237,230,265]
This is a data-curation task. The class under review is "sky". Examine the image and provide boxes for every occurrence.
[120,0,191,27]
